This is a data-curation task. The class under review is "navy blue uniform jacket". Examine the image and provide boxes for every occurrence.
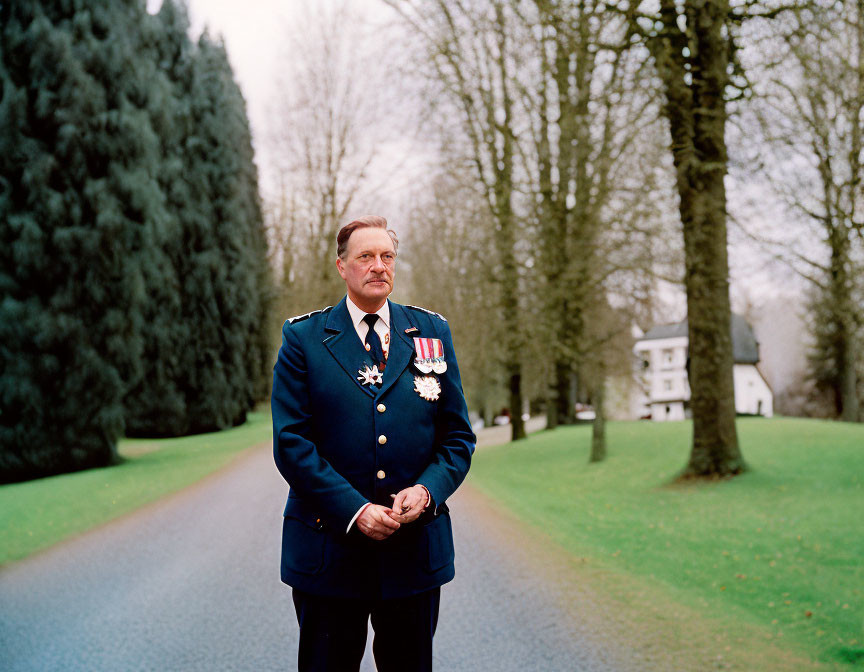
[272,297,476,599]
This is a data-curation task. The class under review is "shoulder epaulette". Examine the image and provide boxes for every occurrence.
[405,304,447,322]
[287,306,333,324]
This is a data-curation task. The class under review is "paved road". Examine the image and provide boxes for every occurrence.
[474,416,546,449]
[0,429,634,672]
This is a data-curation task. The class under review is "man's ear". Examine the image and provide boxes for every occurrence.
[336,256,346,279]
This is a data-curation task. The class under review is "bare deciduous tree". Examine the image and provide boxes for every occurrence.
[738,0,863,422]
[520,0,674,438]
[385,0,530,440]
[402,168,506,424]
[618,0,753,477]
[266,1,405,316]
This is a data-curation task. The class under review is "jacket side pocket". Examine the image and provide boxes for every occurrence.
[282,499,328,575]
[424,511,454,573]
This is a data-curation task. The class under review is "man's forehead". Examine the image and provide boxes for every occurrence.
[348,227,395,253]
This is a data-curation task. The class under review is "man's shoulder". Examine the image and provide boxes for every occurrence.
[283,305,334,330]
[401,303,448,324]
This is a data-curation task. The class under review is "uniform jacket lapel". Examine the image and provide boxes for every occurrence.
[323,297,376,398]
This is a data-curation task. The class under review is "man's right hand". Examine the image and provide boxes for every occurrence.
[356,504,400,540]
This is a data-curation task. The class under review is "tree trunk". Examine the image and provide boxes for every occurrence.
[557,361,572,423]
[652,0,745,477]
[509,368,526,440]
[546,391,560,430]
[837,0,862,422]
[490,1,526,443]
[839,335,860,422]
[590,376,607,463]
[830,228,860,422]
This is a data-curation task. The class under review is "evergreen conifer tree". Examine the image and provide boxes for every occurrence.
[173,32,271,433]
[122,0,192,436]
[125,2,272,436]
[0,0,166,480]
[1,1,273,478]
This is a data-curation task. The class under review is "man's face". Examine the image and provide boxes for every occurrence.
[336,227,396,311]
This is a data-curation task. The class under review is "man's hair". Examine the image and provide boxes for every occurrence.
[337,215,399,259]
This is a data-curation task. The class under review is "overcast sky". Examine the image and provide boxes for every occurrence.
[146,0,399,190]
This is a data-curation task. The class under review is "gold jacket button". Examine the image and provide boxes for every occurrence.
[377,403,386,413]
[377,470,386,479]
[378,435,387,445]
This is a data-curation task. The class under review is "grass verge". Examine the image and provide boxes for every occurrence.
[468,417,864,668]
[0,410,271,566]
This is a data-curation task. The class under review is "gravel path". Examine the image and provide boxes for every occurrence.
[474,416,547,449]
[0,425,637,672]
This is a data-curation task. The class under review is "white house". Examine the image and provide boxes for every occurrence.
[633,314,774,421]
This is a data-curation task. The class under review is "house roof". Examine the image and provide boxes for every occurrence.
[639,313,760,364]
[641,321,688,340]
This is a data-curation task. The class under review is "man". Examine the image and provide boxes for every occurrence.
[271,215,475,672]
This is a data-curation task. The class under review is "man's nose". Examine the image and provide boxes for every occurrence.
[371,255,386,271]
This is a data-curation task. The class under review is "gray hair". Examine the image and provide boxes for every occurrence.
[336,215,399,258]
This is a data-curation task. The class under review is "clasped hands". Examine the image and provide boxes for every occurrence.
[355,484,428,541]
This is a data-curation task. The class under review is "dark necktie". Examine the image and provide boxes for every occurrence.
[362,314,386,370]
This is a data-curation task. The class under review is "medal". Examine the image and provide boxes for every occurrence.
[357,364,383,386]
[413,337,446,375]
[414,360,433,374]
[413,375,441,401]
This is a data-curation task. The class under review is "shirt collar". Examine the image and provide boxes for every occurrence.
[345,295,390,330]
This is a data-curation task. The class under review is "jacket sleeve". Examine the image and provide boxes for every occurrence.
[416,321,476,508]
[271,321,368,531]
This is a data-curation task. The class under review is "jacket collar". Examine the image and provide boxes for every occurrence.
[323,297,419,399]
[323,297,374,397]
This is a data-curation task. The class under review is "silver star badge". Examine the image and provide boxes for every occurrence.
[357,365,384,386]
[413,375,441,401]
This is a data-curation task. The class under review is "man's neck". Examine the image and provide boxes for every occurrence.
[347,293,387,314]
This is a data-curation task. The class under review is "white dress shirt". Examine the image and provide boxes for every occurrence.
[345,296,391,361]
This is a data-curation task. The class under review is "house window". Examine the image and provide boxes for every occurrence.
[664,379,673,391]
[663,349,673,365]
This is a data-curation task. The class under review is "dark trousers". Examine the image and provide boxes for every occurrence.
[291,587,441,672]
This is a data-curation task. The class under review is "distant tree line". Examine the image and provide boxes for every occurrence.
[0,0,273,483]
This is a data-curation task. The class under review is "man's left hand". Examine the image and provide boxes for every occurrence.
[388,485,428,524]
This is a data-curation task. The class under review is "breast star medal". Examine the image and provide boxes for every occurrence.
[413,375,441,401]
[357,364,383,386]
[412,337,447,374]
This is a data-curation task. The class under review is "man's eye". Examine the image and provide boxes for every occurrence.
[360,254,370,259]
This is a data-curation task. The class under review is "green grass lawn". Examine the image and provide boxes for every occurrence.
[468,417,864,667]
[0,410,272,566]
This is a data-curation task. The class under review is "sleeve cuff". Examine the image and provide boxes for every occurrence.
[416,484,433,512]
[346,502,372,533]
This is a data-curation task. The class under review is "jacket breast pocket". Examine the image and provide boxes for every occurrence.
[282,500,328,575]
